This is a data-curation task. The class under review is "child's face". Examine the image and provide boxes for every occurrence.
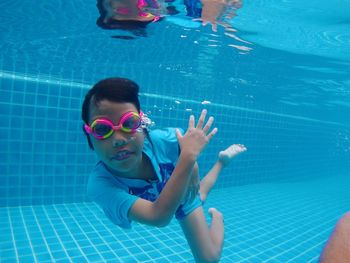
[88,100,145,177]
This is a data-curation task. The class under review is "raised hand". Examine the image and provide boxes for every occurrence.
[176,109,218,159]
[193,0,242,32]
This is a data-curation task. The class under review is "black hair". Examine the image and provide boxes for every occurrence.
[81,77,141,150]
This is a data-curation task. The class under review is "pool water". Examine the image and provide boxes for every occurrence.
[2,177,350,262]
[1,0,350,262]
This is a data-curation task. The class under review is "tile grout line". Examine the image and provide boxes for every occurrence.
[41,205,72,262]
[29,206,56,262]
[51,204,90,262]
[18,207,39,263]
[6,207,20,263]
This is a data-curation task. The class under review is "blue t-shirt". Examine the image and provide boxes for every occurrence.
[87,128,202,229]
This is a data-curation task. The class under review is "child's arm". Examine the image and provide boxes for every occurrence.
[128,110,217,227]
[183,162,200,203]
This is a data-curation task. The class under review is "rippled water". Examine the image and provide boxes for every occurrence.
[0,0,349,123]
[235,0,350,60]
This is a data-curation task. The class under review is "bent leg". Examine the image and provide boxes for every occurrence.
[179,206,224,263]
[200,144,247,202]
[199,161,224,203]
[319,212,350,263]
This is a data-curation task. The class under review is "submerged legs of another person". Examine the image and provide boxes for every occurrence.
[319,212,350,263]
[199,144,247,203]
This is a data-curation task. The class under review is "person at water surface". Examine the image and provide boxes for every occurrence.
[96,0,243,32]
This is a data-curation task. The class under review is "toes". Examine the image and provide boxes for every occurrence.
[233,144,247,152]
[208,208,224,220]
[208,207,216,216]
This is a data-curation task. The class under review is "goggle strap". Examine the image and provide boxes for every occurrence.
[84,124,92,134]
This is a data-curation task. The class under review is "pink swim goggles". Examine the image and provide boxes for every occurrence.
[113,0,161,22]
[84,111,146,140]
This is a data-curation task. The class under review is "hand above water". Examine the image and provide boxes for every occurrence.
[194,0,242,32]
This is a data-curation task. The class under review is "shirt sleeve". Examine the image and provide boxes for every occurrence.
[149,128,203,219]
[87,165,138,229]
[149,128,183,164]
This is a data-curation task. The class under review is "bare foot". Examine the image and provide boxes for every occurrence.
[208,208,224,221]
[218,144,247,166]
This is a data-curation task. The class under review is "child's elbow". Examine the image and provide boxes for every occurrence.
[152,216,172,228]
[149,207,174,227]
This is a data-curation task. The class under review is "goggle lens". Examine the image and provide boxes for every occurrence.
[121,114,141,131]
[85,111,142,140]
[93,122,113,138]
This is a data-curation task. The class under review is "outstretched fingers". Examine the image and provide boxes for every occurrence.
[188,114,195,128]
[202,110,217,140]
[202,116,214,134]
[199,110,218,140]
[207,127,218,140]
[184,110,218,142]
[196,109,207,129]
[175,128,183,140]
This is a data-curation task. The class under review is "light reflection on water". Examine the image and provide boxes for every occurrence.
[0,0,349,122]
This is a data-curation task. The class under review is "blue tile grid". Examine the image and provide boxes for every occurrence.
[1,175,349,262]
